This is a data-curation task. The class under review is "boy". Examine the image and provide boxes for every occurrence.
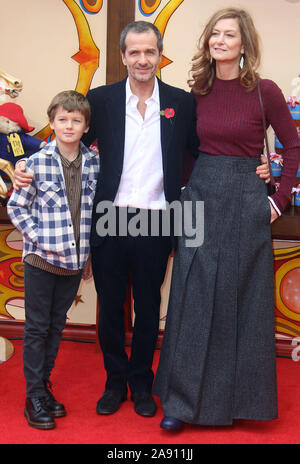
[7,91,99,430]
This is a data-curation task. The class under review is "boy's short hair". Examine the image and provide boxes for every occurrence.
[47,90,91,127]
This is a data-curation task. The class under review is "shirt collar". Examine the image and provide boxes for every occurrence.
[43,139,96,161]
[52,142,82,169]
[56,147,82,169]
[125,77,159,106]
[59,149,82,169]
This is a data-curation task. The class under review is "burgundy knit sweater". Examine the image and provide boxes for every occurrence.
[194,77,300,213]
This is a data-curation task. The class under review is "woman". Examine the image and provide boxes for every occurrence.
[153,8,300,430]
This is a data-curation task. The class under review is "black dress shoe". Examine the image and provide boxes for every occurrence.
[96,390,127,415]
[131,392,157,417]
[24,397,56,430]
[44,381,66,418]
[160,416,183,431]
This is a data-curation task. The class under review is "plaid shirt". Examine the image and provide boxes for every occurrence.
[7,140,100,270]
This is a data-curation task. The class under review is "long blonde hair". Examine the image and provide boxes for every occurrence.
[188,8,261,95]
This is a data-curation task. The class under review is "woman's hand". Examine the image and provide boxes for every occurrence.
[256,155,270,183]
[270,201,279,223]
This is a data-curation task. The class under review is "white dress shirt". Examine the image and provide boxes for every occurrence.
[113,77,166,210]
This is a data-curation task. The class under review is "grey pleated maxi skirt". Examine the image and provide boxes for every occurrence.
[153,153,278,425]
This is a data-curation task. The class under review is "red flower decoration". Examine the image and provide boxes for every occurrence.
[160,108,175,119]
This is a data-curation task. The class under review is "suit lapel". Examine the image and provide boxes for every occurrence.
[158,79,180,170]
[104,79,126,167]
[103,78,180,176]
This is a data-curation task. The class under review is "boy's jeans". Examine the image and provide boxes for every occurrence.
[23,263,82,398]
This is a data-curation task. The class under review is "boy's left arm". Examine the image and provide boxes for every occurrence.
[82,254,92,280]
[82,152,100,279]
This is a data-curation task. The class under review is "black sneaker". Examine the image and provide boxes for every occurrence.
[24,397,56,430]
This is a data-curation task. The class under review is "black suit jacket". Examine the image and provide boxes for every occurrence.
[82,77,199,247]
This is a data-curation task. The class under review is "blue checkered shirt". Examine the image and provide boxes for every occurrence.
[7,140,100,270]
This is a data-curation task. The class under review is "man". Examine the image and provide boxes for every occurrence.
[14,21,269,418]
[82,21,199,417]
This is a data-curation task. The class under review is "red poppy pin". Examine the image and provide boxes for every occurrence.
[160,108,175,120]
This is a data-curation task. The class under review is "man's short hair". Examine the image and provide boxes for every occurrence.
[120,21,163,54]
[47,90,91,127]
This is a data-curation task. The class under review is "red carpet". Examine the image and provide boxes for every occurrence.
[1,339,300,445]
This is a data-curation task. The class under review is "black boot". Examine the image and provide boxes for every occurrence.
[24,397,56,430]
[44,380,66,417]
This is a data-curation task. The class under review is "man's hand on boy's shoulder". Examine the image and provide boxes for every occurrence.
[13,161,34,190]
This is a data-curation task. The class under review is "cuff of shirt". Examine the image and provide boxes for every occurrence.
[268,196,282,217]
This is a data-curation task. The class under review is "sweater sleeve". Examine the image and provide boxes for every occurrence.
[262,79,300,212]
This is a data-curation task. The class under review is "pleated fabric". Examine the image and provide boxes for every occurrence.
[153,153,278,425]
